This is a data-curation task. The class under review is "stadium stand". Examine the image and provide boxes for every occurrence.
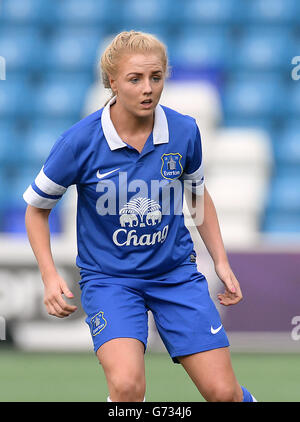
[0,0,299,240]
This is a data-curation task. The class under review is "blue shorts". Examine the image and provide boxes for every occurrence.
[80,260,230,364]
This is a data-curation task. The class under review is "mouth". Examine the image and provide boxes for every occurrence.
[141,99,153,107]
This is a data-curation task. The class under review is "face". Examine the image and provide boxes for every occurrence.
[109,52,165,117]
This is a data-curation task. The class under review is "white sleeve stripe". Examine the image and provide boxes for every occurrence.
[182,163,204,181]
[35,167,67,196]
[23,185,59,209]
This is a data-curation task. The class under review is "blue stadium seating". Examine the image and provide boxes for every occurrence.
[171,28,232,68]
[245,0,299,24]
[287,83,300,116]
[223,74,286,118]
[0,77,32,117]
[0,165,30,212]
[122,0,181,26]
[54,0,115,25]
[33,73,93,118]
[234,27,294,71]
[3,164,64,234]
[0,167,8,208]
[0,1,299,235]
[24,118,76,166]
[47,27,104,71]
[183,0,241,23]
[2,169,63,233]
[1,203,62,234]
[0,122,28,166]
[0,123,14,163]
[0,27,45,71]
[11,167,39,206]
[273,126,300,167]
[263,211,300,234]
[266,176,300,213]
[0,0,54,25]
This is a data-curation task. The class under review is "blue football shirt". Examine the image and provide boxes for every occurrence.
[23,96,204,280]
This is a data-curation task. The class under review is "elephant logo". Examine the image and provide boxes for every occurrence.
[120,197,161,227]
[113,197,168,247]
[120,212,139,227]
[146,209,162,226]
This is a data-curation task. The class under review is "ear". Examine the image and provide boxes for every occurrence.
[108,73,117,94]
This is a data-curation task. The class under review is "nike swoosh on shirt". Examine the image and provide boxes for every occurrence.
[210,324,223,335]
[96,168,120,179]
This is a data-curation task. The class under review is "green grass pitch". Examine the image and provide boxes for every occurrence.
[0,349,299,402]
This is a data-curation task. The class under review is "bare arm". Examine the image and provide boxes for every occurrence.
[25,205,77,317]
[190,186,243,306]
[194,186,229,267]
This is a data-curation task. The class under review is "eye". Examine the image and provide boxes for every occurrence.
[153,76,161,82]
[130,78,139,83]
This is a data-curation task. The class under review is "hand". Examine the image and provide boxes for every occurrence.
[214,262,243,306]
[43,274,77,318]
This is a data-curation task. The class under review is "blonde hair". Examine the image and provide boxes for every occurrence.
[100,30,170,105]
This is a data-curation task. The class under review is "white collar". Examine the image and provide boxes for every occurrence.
[101,95,169,151]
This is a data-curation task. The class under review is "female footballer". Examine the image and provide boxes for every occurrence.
[23,30,257,402]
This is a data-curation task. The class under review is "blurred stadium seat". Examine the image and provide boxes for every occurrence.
[160,80,222,129]
[122,0,181,26]
[1,164,63,234]
[205,128,272,245]
[234,27,294,71]
[0,123,15,164]
[287,83,300,116]
[245,0,299,24]
[273,126,300,167]
[266,176,300,213]
[209,128,273,177]
[263,171,300,234]
[183,0,241,24]
[24,119,75,166]
[0,77,31,117]
[0,27,45,71]
[46,27,104,71]
[33,73,93,118]
[171,28,232,68]
[0,0,54,25]
[263,211,300,234]
[0,122,28,166]
[54,0,112,25]
[223,74,286,118]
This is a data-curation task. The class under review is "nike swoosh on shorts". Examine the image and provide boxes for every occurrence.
[210,324,223,334]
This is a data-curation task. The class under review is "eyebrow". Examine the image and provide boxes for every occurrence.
[126,70,163,76]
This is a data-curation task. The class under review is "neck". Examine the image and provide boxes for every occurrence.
[110,97,154,135]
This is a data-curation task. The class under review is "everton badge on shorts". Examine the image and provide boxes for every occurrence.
[90,311,107,336]
[161,153,183,180]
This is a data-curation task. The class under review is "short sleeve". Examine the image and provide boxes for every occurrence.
[23,135,78,209]
[182,122,205,195]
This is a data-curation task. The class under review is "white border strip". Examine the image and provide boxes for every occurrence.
[153,104,169,145]
[35,167,67,196]
[23,185,59,209]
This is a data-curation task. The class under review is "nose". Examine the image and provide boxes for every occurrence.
[143,78,152,94]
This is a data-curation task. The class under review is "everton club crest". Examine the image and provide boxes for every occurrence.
[160,153,183,180]
[90,311,107,336]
